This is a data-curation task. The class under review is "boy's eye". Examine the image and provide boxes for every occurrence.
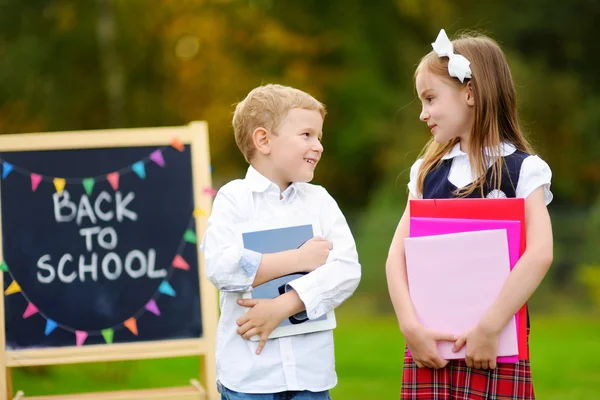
[303,132,310,136]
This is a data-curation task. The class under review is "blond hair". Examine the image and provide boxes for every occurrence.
[232,84,326,163]
[415,32,533,197]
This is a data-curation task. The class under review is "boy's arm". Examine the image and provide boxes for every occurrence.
[201,186,329,292]
[285,189,361,320]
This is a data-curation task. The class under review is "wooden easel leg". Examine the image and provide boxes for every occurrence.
[4,368,12,400]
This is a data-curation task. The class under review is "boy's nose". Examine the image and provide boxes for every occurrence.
[313,139,324,153]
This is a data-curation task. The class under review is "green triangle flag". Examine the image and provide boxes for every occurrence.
[101,328,114,344]
[0,261,7,272]
[82,178,95,196]
[183,229,197,244]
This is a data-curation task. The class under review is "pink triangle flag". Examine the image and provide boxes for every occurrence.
[150,150,165,167]
[30,173,43,192]
[145,299,161,316]
[172,255,190,271]
[75,330,88,347]
[107,172,119,191]
[22,303,39,319]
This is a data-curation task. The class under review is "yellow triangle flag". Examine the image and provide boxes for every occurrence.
[53,178,66,194]
[5,280,21,295]
[193,208,207,217]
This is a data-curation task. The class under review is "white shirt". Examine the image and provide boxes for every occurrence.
[200,166,361,393]
[408,142,553,205]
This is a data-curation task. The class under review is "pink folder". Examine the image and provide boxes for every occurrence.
[409,217,521,363]
[404,229,519,361]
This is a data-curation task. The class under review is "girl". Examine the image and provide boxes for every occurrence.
[386,29,554,399]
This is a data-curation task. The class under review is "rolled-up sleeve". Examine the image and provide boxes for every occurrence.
[287,189,361,320]
[200,185,262,292]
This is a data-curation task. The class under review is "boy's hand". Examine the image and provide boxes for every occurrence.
[404,323,457,369]
[296,236,332,272]
[453,323,499,370]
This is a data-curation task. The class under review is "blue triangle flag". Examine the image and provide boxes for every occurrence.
[2,162,13,179]
[132,161,146,179]
[158,281,176,297]
[45,319,58,336]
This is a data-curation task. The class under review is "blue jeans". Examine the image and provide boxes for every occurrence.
[218,382,332,400]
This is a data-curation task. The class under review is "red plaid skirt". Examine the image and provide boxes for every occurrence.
[401,331,534,399]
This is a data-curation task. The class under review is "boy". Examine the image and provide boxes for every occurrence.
[201,84,361,399]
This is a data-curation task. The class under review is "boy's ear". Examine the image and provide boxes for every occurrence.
[465,81,475,107]
[252,127,271,155]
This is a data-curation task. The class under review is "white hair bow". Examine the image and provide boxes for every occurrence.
[431,29,472,83]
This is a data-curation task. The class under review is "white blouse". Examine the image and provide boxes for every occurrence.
[408,142,553,205]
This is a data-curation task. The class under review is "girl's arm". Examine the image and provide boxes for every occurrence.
[453,186,553,369]
[386,194,457,369]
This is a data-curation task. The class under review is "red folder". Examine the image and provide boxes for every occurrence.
[410,198,529,360]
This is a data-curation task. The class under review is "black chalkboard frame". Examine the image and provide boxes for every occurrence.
[0,122,219,400]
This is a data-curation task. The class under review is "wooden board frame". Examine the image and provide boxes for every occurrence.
[0,122,218,399]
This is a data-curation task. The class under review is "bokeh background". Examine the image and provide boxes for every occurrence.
[2,0,600,398]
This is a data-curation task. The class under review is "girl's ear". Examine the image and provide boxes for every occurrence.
[465,81,475,107]
[252,127,271,155]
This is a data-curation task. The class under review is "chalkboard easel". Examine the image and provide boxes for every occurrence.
[0,122,218,399]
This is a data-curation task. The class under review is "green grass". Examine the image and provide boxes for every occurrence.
[11,302,600,399]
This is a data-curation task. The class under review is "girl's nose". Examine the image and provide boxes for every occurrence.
[420,109,430,122]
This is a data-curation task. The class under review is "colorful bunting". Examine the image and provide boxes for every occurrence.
[82,178,95,196]
[22,303,39,319]
[101,328,114,344]
[0,261,7,272]
[124,317,138,336]
[2,162,13,179]
[107,172,120,191]
[193,208,207,217]
[158,281,176,297]
[132,161,146,179]
[5,280,21,295]
[183,229,197,244]
[45,319,58,336]
[171,137,184,152]
[30,173,42,192]
[53,178,66,194]
[203,187,217,197]
[145,299,161,316]
[150,150,165,167]
[172,255,190,270]
[75,330,88,346]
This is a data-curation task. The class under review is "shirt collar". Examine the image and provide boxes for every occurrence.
[441,142,517,160]
[244,166,299,200]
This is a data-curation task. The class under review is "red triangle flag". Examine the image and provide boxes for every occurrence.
[107,172,120,191]
[172,255,190,271]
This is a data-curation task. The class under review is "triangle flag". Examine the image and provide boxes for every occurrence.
[150,150,165,167]
[45,319,58,336]
[107,172,119,191]
[30,173,43,192]
[75,330,88,346]
[22,303,39,319]
[171,137,184,152]
[132,162,146,179]
[82,178,95,196]
[101,328,114,344]
[5,280,21,295]
[0,261,7,272]
[172,255,190,271]
[158,281,176,297]
[124,317,138,336]
[145,299,161,316]
[53,178,66,194]
[2,162,13,179]
[203,187,217,197]
[193,208,207,217]
[183,229,197,244]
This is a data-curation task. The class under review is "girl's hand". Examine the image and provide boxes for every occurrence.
[404,323,457,369]
[453,323,499,369]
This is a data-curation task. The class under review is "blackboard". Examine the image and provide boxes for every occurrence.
[0,144,202,349]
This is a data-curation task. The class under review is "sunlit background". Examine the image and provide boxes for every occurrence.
[2,0,599,398]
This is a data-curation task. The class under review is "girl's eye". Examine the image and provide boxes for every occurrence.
[426,97,433,102]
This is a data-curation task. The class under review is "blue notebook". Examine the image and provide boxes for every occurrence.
[237,219,336,340]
